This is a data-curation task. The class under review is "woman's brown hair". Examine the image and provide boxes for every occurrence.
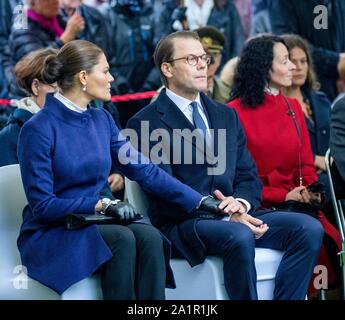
[42,40,104,91]
[14,48,57,95]
[281,34,320,91]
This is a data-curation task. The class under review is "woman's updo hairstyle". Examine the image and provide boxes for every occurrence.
[14,48,57,95]
[42,40,104,91]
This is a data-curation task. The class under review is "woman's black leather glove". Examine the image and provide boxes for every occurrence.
[105,201,142,224]
[193,195,227,219]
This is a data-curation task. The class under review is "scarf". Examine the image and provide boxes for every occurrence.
[27,9,64,37]
[17,97,41,115]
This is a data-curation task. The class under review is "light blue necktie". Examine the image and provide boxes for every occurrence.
[191,101,208,142]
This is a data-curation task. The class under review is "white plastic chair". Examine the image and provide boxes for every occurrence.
[0,164,103,300]
[125,177,284,300]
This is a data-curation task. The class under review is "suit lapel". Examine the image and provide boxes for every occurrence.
[157,91,195,132]
[156,90,225,163]
[200,93,227,158]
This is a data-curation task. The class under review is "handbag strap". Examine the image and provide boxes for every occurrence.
[283,96,303,187]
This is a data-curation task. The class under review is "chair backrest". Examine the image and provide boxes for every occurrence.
[124,177,149,217]
[0,164,27,229]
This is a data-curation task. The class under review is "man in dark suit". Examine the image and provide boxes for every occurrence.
[330,97,345,197]
[126,31,323,300]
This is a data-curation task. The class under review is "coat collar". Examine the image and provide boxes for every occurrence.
[44,94,92,127]
[156,88,225,130]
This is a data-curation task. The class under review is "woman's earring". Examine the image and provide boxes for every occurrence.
[82,84,87,92]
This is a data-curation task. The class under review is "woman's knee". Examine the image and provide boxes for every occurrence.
[99,225,137,254]
[129,224,163,252]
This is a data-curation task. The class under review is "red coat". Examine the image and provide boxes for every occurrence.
[229,92,317,208]
[229,92,341,290]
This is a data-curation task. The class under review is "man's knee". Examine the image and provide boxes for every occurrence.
[224,224,255,259]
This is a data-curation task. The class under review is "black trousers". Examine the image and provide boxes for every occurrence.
[98,223,166,300]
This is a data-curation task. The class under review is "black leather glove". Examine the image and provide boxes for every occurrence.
[193,195,227,219]
[105,202,142,224]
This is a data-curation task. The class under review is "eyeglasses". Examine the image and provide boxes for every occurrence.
[167,54,211,66]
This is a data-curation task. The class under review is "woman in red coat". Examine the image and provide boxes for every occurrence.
[228,35,341,297]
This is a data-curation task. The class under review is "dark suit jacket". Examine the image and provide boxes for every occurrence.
[303,88,331,157]
[330,95,345,182]
[127,89,262,266]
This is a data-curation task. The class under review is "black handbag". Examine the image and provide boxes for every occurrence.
[272,200,321,219]
[66,213,143,230]
[271,97,326,220]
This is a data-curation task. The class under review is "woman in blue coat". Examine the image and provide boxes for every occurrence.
[17,40,219,300]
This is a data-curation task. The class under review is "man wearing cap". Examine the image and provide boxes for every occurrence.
[195,26,231,103]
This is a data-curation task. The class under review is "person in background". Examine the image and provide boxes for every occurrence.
[232,0,252,40]
[16,39,224,299]
[282,34,336,227]
[271,0,345,102]
[219,56,239,99]
[250,0,275,36]
[195,26,230,103]
[58,0,111,59]
[0,48,57,167]
[98,0,159,126]
[228,35,341,298]
[0,0,23,126]
[3,0,85,99]
[156,0,244,64]
[330,96,345,187]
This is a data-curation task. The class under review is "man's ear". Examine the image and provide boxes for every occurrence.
[78,70,88,86]
[161,62,173,79]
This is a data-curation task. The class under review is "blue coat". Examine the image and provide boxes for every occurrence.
[17,94,202,294]
[127,90,262,266]
[0,108,32,167]
[303,88,331,157]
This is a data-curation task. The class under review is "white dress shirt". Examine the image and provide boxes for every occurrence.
[166,88,211,140]
[165,88,251,216]
[54,92,87,113]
